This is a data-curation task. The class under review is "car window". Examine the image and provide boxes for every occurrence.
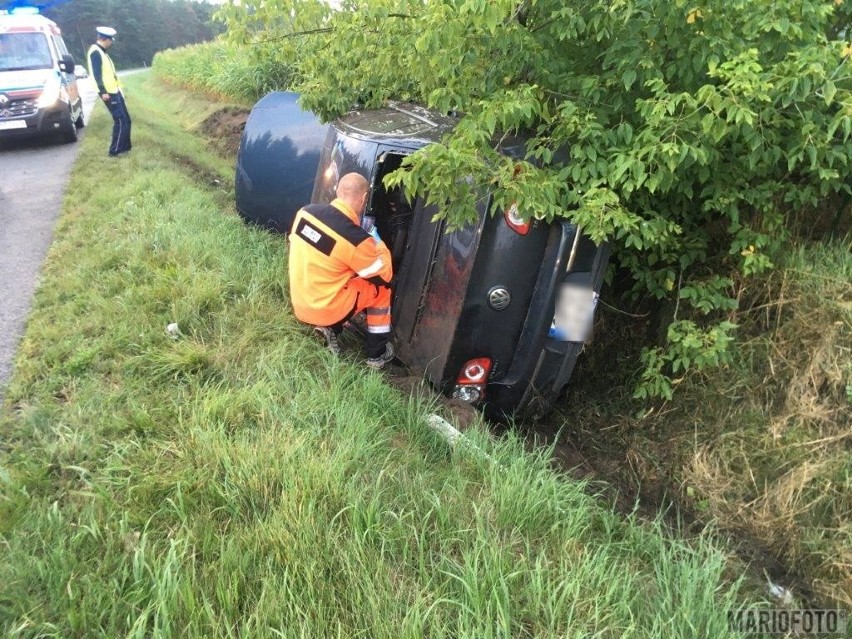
[53,35,69,57]
[0,32,53,71]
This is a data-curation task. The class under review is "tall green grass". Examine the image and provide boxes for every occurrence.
[153,40,290,103]
[0,73,755,637]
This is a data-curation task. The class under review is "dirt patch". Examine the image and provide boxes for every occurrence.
[525,416,823,600]
[162,150,231,203]
[386,371,480,430]
[199,107,249,158]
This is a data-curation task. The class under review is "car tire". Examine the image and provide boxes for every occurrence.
[61,110,78,144]
[73,99,84,129]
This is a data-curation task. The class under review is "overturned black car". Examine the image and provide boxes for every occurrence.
[235,92,610,420]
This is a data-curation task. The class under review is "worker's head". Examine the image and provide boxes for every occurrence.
[336,172,370,217]
[96,27,116,48]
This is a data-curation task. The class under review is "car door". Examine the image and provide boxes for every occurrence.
[52,34,79,111]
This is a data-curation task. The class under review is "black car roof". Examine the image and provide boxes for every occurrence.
[335,102,457,145]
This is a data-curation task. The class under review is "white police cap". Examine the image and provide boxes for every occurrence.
[96,26,117,39]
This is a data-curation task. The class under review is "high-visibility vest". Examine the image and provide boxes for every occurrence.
[288,198,393,327]
[87,44,120,94]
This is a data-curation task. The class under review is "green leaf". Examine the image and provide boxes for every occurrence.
[823,81,836,106]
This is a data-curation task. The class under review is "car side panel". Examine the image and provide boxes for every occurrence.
[51,33,79,117]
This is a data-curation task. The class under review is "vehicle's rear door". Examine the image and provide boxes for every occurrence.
[391,199,449,380]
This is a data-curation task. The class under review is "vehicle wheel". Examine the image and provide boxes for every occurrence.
[73,99,85,129]
[62,111,78,144]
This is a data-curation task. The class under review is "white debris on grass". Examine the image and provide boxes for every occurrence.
[766,575,796,607]
[426,414,494,463]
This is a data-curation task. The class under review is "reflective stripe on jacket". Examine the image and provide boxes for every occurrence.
[87,44,120,94]
[288,198,393,327]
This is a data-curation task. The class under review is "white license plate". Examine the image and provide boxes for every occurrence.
[549,284,599,342]
[0,120,27,131]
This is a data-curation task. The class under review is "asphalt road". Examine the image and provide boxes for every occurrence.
[0,78,98,400]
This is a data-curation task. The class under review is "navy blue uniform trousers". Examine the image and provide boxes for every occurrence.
[105,92,132,156]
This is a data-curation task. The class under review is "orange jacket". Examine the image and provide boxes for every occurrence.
[288,199,393,326]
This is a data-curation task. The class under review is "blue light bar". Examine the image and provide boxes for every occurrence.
[11,6,40,14]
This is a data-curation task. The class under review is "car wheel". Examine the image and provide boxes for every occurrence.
[61,110,79,144]
[73,99,85,129]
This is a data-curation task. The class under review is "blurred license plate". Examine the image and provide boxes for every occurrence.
[549,284,598,342]
[0,120,27,130]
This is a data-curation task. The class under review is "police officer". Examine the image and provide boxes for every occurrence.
[288,173,395,368]
[87,26,131,157]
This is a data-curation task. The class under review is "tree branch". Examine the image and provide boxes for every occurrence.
[248,11,414,46]
[250,27,334,45]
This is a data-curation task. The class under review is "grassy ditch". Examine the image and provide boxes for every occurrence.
[558,241,851,607]
[0,73,757,637]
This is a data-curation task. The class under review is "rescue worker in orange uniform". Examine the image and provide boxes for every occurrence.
[288,173,395,368]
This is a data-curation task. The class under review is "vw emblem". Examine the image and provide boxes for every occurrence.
[488,286,511,311]
[0,94,8,106]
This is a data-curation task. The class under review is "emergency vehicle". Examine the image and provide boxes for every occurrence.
[0,9,84,143]
[236,92,610,420]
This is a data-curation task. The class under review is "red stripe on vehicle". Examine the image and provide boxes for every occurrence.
[4,89,41,99]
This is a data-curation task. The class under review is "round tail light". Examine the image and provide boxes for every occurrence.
[504,203,530,235]
[457,358,492,385]
[464,362,487,382]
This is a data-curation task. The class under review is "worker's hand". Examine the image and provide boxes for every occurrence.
[100,93,111,102]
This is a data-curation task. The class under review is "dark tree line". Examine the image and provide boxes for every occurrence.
[41,0,222,68]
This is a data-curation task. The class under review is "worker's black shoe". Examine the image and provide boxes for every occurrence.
[366,343,394,369]
[313,326,340,356]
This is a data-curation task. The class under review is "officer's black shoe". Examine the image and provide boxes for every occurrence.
[366,343,394,369]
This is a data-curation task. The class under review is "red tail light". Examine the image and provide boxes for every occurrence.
[453,358,492,403]
[504,203,530,236]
